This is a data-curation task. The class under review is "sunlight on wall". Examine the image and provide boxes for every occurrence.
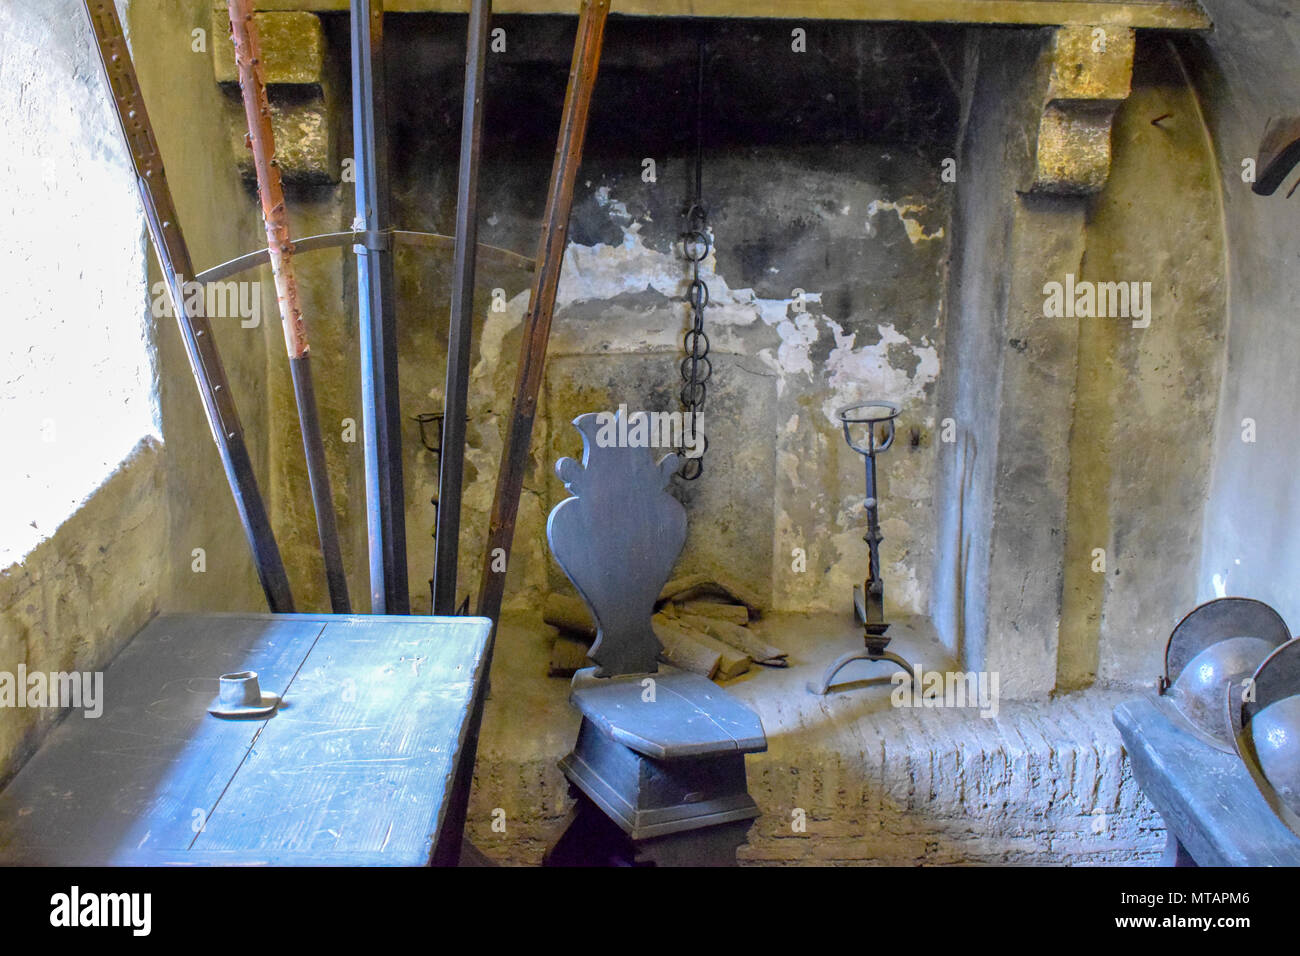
[0,0,158,569]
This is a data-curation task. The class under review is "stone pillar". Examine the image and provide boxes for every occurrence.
[932,25,1133,699]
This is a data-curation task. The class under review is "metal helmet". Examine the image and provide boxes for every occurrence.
[1156,597,1291,753]
[1235,639,1300,839]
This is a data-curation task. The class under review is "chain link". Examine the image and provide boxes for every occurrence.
[679,207,710,480]
[678,36,710,481]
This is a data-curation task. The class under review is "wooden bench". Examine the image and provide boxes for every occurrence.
[1113,695,1300,866]
[0,612,491,866]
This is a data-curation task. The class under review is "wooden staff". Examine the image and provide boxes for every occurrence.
[228,0,350,613]
[433,0,492,615]
[81,0,294,612]
[475,0,610,625]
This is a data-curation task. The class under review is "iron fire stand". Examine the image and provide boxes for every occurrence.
[809,401,918,695]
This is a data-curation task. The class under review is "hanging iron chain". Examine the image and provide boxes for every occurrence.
[679,204,711,481]
[678,34,710,481]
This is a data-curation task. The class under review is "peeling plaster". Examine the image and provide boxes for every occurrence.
[470,179,946,616]
[551,205,942,422]
[867,199,946,244]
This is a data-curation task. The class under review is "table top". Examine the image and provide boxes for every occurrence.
[0,612,492,866]
[1114,695,1300,867]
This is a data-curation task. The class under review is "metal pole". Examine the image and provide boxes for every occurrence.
[351,0,409,614]
[82,0,294,613]
[476,0,610,625]
[228,0,350,613]
[433,0,492,615]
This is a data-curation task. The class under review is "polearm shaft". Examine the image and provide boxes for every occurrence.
[476,0,609,625]
[81,0,293,613]
[227,0,351,613]
[440,0,609,864]
[433,0,492,615]
[351,0,410,614]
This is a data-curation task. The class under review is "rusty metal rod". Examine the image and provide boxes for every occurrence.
[228,0,351,613]
[433,0,492,615]
[475,0,609,625]
[81,0,294,612]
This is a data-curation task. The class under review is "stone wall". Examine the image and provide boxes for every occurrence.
[0,440,167,785]
[1063,37,1225,688]
[932,27,1227,697]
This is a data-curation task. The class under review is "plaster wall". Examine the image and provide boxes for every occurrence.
[131,0,278,614]
[1062,37,1226,688]
[0,0,164,782]
[0,0,279,781]
[1194,1,1300,635]
[934,28,1227,696]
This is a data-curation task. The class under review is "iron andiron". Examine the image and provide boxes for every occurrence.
[809,400,918,695]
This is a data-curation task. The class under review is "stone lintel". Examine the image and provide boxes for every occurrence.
[242,0,1211,31]
[1027,25,1136,196]
[211,9,326,87]
[211,9,336,185]
[226,99,337,186]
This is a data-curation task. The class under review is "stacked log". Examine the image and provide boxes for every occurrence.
[543,582,787,681]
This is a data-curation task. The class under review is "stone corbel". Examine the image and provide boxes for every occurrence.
[1026,25,1135,195]
[210,7,338,185]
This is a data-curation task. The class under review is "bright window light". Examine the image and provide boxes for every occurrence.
[0,2,159,570]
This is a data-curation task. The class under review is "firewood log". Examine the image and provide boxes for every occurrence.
[548,634,592,677]
[657,573,765,618]
[676,613,788,667]
[676,600,749,626]
[543,593,596,641]
[653,614,749,680]
[651,615,721,679]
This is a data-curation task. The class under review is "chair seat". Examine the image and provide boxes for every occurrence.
[570,667,767,760]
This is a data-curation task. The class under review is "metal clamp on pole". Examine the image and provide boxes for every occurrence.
[351,228,394,253]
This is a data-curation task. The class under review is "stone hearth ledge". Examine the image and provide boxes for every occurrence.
[465,611,1162,865]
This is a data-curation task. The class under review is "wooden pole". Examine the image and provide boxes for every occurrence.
[82,0,294,612]
[228,0,351,612]
[474,0,609,625]
[433,0,492,615]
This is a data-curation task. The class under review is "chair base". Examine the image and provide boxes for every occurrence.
[544,788,754,867]
[559,715,760,842]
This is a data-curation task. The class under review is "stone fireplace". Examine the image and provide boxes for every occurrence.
[202,4,1224,864]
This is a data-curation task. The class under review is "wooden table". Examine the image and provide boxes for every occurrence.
[0,612,492,866]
